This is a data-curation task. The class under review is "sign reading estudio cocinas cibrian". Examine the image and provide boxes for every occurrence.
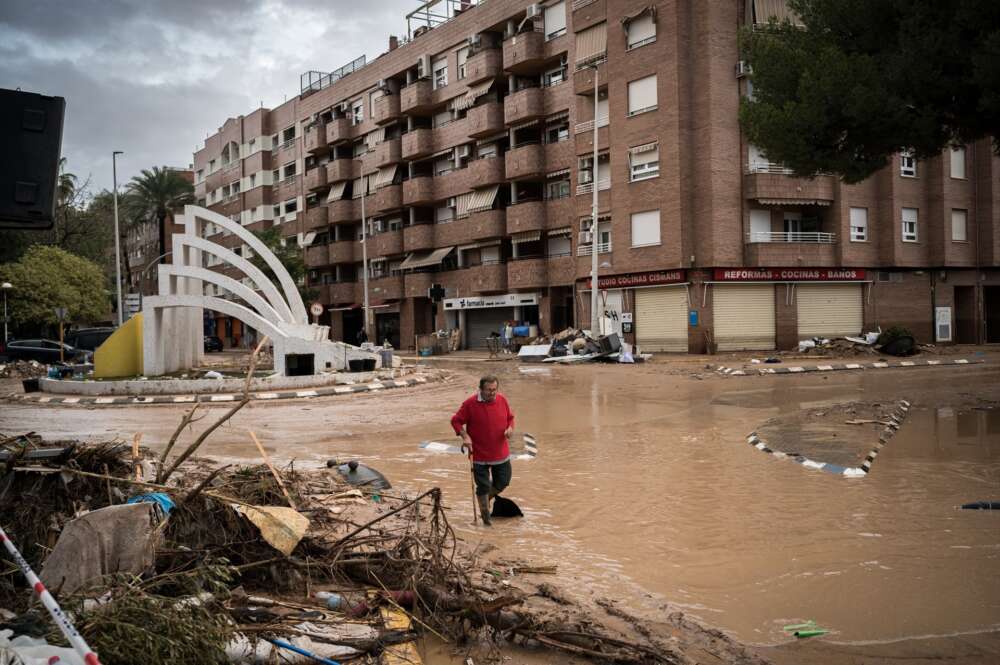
[713,268,866,281]
[584,269,686,290]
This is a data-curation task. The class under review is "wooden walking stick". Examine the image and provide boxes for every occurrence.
[462,442,477,525]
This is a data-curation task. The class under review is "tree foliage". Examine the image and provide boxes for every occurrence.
[0,246,108,333]
[739,0,1000,183]
[248,228,316,303]
[125,167,194,260]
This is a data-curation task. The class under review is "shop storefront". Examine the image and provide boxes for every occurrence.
[713,283,776,351]
[582,270,688,352]
[443,293,541,349]
[796,283,863,339]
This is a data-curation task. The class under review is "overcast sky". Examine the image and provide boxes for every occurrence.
[1,0,416,195]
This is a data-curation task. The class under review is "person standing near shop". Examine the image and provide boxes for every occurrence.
[451,375,514,525]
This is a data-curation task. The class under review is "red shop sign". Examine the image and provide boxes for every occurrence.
[584,269,686,290]
[713,268,867,281]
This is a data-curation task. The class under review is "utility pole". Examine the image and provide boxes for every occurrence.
[112,151,124,326]
[589,64,601,335]
[360,174,371,343]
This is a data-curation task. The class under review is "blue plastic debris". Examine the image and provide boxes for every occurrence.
[126,492,176,515]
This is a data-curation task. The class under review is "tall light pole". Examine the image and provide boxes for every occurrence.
[589,63,601,335]
[112,150,124,326]
[1,282,11,343]
[359,173,371,343]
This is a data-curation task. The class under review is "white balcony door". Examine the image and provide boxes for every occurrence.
[783,212,802,239]
[749,210,770,242]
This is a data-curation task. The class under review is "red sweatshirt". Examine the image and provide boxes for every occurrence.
[451,392,515,463]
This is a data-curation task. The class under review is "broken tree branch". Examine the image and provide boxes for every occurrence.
[248,430,296,510]
[157,403,201,482]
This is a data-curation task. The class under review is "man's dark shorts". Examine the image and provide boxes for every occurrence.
[473,460,512,497]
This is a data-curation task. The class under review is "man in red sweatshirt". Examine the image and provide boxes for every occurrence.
[451,375,514,525]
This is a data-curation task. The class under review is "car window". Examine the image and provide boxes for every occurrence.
[20,340,42,348]
[43,341,62,349]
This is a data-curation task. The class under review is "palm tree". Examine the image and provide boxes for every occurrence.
[57,157,78,206]
[126,167,194,267]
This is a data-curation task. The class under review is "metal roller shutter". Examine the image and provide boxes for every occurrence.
[797,284,863,338]
[465,307,515,348]
[635,287,688,352]
[714,284,775,350]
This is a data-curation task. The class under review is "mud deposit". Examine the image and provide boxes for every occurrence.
[3,362,999,662]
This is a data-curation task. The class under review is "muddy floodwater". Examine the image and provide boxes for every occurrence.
[3,362,999,655]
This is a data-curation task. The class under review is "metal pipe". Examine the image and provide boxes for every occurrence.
[589,64,600,335]
[112,151,124,326]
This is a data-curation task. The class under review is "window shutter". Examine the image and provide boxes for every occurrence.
[627,75,657,115]
[630,210,661,247]
[575,22,607,64]
[544,1,566,38]
[849,207,867,240]
[950,146,966,179]
[627,14,656,47]
[951,209,967,241]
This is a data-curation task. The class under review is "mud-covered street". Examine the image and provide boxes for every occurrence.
[3,360,999,663]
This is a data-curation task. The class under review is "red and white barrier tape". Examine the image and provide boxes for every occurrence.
[0,524,102,665]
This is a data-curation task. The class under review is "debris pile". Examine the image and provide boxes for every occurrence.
[0,360,47,379]
[797,329,918,357]
[518,329,651,364]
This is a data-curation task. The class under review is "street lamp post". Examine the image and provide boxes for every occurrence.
[360,173,371,343]
[1,282,11,343]
[589,63,601,335]
[112,151,124,326]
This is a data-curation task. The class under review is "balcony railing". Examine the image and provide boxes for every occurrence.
[577,241,612,256]
[572,0,599,8]
[746,161,795,175]
[747,232,836,243]
[574,116,609,134]
[576,178,610,195]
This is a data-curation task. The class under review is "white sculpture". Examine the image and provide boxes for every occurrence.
[142,205,371,376]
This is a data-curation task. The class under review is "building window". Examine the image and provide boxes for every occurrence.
[272,204,281,218]
[284,198,298,214]
[282,162,296,180]
[456,47,468,80]
[629,143,659,181]
[369,88,383,117]
[900,150,916,177]
[849,207,868,242]
[249,138,256,152]
[545,178,570,200]
[577,153,610,193]
[630,209,661,247]
[435,204,455,224]
[432,57,448,89]
[209,159,216,171]
[544,119,569,144]
[249,173,256,188]
[271,169,279,183]
[902,207,918,242]
[950,146,966,179]
[952,209,967,241]
[543,59,567,87]
[351,99,364,125]
[196,169,204,182]
[627,75,657,116]
[544,1,566,40]
[231,181,240,195]
[626,13,656,50]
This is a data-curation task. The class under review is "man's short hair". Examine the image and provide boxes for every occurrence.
[479,375,499,390]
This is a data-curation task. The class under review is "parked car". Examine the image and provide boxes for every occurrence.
[4,339,85,363]
[64,327,115,351]
[204,335,224,352]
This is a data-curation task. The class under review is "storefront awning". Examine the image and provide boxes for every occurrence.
[468,185,500,213]
[399,246,455,270]
[757,198,832,206]
[326,181,347,202]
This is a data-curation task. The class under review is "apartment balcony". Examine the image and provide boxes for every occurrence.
[742,170,836,204]
[572,0,606,30]
[503,31,546,74]
[242,186,272,210]
[403,176,435,206]
[404,271,435,299]
[573,59,607,95]
[323,281,359,305]
[547,254,576,285]
[304,166,328,192]
[436,210,505,247]
[507,257,547,290]
[304,123,328,154]
[272,177,298,203]
[367,230,403,258]
[574,123,609,154]
[304,205,329,230]
[506,200,545,234]
[466,155,505,186]
[433,168,471,202]
[577,240,612,256]
[329,199,358,223]
[458,262,508,294]
[467,102,504,138]
[374,94,402,125]
[375,137,402,166]
[400,80,434,114]
[328,240,357,264]
[305,244,329,268]
[326,158,357,183]
[504,87,545,126]
[505,143,545,180]
[744,233,838,267]
[369,275,404,301]
[402,128,434,160]
[372,184,403,214]
[326,117,354,145]
[465,48,502,84]
[403,223,435,252]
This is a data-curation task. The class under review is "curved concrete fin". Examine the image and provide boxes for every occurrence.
[183,205,308,323]
[159,264,284,325]
[146,294,288,343]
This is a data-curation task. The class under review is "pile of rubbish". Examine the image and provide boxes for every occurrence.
[517,329,651,365]
[0,428,711,664]
[797,328,918,358]
[0,360,47,379]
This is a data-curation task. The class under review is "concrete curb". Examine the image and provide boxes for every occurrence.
[5,373,440,407]
[716,358,982,376]
[745,399,911,477]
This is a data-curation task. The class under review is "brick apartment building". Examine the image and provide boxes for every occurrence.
[191,0,1000,353]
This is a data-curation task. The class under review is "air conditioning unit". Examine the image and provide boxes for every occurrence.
[417,54,431,79]
[456,144,471,159]
[467,33,482,49]
[525,3,542,19]
[578,231,593,245]
[447,197,456,207]
[736,60,752,78]
[376,78,387,91]
[579,218,593,231]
